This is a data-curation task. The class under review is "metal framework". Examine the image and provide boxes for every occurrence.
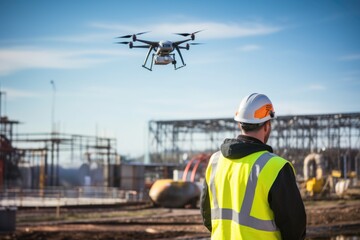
[148,113,360,176]
[0,127,118,188]
[13,132,118,188]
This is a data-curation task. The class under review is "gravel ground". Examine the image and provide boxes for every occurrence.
[1,200,360,240]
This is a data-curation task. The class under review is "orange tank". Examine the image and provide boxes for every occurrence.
[149,153,211,208]
[149,179,201,208]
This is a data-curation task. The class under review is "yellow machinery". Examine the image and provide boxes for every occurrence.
[306,177,325,196]
[304,153,326,196]
[303,153,358,198]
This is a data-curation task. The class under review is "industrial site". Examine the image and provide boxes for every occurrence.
[0,92,359,239]
[2,2,360,240]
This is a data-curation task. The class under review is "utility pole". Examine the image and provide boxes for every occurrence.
[0,91,2,118]
[0,88,6,119]
[50,80,56,133]
[50,80,56,186]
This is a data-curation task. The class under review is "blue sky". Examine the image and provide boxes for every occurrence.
[1,1,360,157]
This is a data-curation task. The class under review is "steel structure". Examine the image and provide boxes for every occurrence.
[13,132,118,188]
[0,128,118,188]
[148,113,360,176]
[0,116,21,188]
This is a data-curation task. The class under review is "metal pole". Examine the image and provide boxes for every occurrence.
[344,155,347,181]
[0,90,3,118]
[50,80,56,133]
[50,80,56,187]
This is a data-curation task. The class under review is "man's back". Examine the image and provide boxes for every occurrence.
[200,135,306,240]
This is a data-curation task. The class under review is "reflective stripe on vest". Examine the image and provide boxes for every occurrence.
[209,152,278,232]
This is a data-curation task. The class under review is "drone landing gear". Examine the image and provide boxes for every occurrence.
[172,54,186,70]
[142,64,153,71]
[142,53,186,71]
[174,63,186,70]
[142,53,154,71]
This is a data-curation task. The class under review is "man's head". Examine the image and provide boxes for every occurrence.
[234,93,275,143]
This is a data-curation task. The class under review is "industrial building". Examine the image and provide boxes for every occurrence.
[1,110,359,202]
[148,113,360,179]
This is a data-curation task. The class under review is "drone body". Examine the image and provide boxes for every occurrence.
[115,31,202,71]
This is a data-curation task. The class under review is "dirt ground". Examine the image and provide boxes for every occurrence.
[1,200,360,240]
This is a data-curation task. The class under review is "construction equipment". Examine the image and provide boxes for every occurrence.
[304,153,326,196]
[303,153,358,198]
[149,153,211,208]
[149,179,200,208]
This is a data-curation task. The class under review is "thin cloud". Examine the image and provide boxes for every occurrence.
[0,48,135,76]
[0,20,282,75]
[1,87,40,100]
[238,44,261,52]
[41,33,112,43]
[91,21,283,40]
[341,70,360,84]
[91,22,138,33]
[339,54,360,61]
[308,84,326,90]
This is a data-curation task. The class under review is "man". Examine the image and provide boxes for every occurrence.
[200,93,306,240]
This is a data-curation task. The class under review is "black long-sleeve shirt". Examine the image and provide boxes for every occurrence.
[200,135,306,240]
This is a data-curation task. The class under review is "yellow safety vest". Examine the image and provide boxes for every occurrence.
[205,150,289,240]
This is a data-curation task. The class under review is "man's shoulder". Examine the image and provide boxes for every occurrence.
[267,153,292,169]
[267,154,296,176]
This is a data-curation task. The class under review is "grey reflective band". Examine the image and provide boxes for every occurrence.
[210,152,278,232]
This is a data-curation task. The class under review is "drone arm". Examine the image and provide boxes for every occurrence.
[135,39,159,46]
[173,39,192,46]
[132,45,150,48]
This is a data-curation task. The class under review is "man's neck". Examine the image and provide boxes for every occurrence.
[241,132,264,143]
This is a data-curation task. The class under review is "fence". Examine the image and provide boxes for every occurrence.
[0,187,149,207]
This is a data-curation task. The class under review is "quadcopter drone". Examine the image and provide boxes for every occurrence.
[115,31,202,71]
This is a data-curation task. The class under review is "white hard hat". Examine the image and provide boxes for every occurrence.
[234,93,275,124]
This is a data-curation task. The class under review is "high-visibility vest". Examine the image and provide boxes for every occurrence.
[205,150,289,240]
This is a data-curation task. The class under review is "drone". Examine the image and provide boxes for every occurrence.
[115,30,202,71]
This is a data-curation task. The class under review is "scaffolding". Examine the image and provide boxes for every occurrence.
[0,126,118,189]
[12,132,118,188]
[0,89,120,189]
[148,113,360,176]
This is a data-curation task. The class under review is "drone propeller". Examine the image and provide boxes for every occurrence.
[174,30,203,37]
[114,41,134,49]
[116,31,149,39]
[178,42,204,50]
